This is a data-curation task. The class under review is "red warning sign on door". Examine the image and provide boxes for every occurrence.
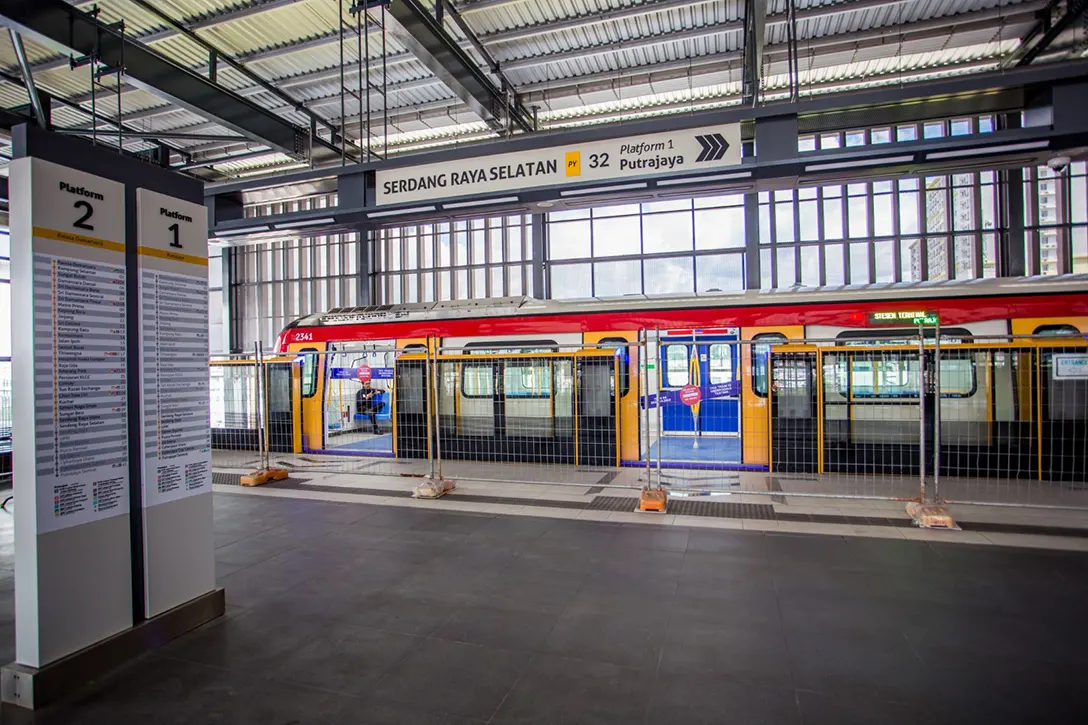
[357,365,373,383]
[679,385,702,406]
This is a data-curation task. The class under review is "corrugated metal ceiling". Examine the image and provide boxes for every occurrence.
[0,0,1073,179]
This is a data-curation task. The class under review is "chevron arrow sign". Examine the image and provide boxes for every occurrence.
[695,133,730,162]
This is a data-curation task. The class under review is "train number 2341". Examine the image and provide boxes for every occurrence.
[293,331,314,341]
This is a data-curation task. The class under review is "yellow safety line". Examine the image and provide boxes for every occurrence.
[573,358,580,467]
[33,225,125,253]
[136,245,208,266]
[766,356,773,474]
[391,367,398,457]
[614,355,621,467]
[1036,349,1042,482]
[985,352,993,447]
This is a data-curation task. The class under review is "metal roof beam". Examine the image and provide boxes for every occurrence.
[0,0,327,161]
[122,0,349,160]
[1001,0,1088,67]
[7,29,47,128]
[23,0,306,74]
[385,0,534,133]
[178,4,1044,159]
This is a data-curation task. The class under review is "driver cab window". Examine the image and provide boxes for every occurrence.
[753,333,787,396]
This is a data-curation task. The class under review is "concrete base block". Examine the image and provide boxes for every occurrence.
[1,588,224,710]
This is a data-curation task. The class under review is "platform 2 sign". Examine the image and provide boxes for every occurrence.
[375,123,742,206]
[15,158,130,534]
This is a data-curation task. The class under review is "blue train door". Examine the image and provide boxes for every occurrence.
[659,330,741,438]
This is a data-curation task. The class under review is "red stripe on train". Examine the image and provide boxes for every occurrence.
[277,292,1088,351]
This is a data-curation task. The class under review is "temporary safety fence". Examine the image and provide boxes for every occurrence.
[208,332,1088,509]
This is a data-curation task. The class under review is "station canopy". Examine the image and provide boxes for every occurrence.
[0,0,1084,183]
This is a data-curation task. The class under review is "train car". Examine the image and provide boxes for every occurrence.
[274,274,1088,480]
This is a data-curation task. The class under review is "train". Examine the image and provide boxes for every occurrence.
[258,274,1088,480]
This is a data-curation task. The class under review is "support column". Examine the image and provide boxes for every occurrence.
[227,247,245,354]
[220,246,233,355]
[357,226,372,306]
[998,112,1027,277]
[744,192,761,290]
[1001,170,1027,277]
[531,212,546,299]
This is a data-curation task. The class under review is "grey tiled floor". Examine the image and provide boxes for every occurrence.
[3,492,1088,724]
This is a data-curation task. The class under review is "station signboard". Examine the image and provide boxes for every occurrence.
[375,123,742,206]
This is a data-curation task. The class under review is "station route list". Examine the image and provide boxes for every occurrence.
[140,269,211,506]
[34,252,129,533]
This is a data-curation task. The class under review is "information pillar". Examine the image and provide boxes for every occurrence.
[10,157,132,667]
[136,188,214,618]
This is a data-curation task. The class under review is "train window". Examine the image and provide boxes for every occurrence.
[462,364,494,397]
[835,328,973,345]
[596,337,630,397]
[505,361,551,398]
[300,348,319,398]
[843,354,976,398]
[1034,324,1082,337]
[848,357,920,397]
[664,345,689,387]
[463,340,558,354]
[753,333,787,396]
[708,344,733,384]
[940,358,976,397]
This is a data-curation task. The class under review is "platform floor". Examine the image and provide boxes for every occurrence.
[646,434,741,464]
[3,490,1088,723]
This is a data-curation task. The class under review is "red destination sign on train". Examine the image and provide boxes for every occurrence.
[679,385,702,406]
[356,365,372,383]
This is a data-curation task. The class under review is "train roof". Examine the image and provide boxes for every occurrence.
[283,274,1088,333]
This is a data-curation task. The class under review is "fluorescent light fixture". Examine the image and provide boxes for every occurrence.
[214,224,271,235]
[805,155,914,172]
[273,217,335,229]
[925,141,1049,160]
[368,205,437,218]
[559,182,648,197]
[443,196,520,209]
[657,171,752,186]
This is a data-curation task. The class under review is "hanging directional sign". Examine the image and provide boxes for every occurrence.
[375,123,742,206]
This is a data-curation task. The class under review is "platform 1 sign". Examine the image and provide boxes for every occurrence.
[136,188,212,510]
[375,123,742,206]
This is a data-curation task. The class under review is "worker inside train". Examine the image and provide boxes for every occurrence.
[355,381,385,435]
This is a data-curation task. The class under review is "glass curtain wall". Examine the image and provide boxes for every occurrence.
[235,233,361,349]
[548,195,747,299]
[1025,161,1088,275]
[759,173,1000,287]
[372,215,533,304]
[209,246,226,354]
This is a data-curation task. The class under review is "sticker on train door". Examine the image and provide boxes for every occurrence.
[1053,354,1088,379]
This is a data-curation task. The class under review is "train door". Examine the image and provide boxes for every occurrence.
[659,330,741,440]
